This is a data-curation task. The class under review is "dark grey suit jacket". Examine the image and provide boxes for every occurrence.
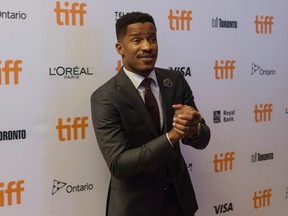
[91,67,210,216]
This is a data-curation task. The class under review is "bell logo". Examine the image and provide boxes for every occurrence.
[213,152,235,173]
[54,1,87,26]
[253,189,272,209]
[168,9,192,31]
[56,116,88,141]
[255,15,274,34]
[0,60,22,85]
[0,180,25,207]
[214,60,235,80]
[254,104,273,123]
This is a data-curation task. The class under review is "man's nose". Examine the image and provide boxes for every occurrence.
[142,39,152,50]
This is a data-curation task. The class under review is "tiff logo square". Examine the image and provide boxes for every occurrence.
[54,1,87,26]
[56,116,88,141]
[168,9,192,31]
[0,60,22,85]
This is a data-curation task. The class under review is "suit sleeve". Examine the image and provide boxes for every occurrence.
[178,74,211,149]
[91,89,178,180]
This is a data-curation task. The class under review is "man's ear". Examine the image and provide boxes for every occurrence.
[115,42,124,56]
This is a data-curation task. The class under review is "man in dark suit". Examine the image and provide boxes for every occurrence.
[91,12,210,216]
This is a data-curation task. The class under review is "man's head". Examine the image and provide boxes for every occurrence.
[115,12,158,76]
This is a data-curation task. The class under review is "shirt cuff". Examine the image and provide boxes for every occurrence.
[165,133,174,147]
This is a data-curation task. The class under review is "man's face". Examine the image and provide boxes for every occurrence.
[116,22,158,76]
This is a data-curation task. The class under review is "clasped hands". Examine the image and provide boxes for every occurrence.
[168,104,202,145]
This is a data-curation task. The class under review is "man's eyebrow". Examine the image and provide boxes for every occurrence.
[128,32,156,37]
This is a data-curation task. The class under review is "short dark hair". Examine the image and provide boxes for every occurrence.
[115,12,156,41]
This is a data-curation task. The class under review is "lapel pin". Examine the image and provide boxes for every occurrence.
[163,78,173,88]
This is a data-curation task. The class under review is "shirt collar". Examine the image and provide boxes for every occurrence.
[123,67,158,89]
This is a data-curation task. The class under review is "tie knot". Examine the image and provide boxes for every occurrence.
[142,78,153,90]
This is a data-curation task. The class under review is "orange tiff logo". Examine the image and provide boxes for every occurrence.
[255,15,274,34]
[54,1,87,26]
[253,189,272,209]
[213,152,235,173]
[0,60,22,85]
[254,104,273,123]
[0,180,25,207]
[214,60,236,80]
[168,9,192,31]
[56,116,88,141]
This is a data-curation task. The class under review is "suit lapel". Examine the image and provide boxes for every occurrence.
[115,69,160,137]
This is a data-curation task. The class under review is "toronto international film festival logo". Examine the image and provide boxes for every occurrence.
[213,152,235,173]
[54,1,87,26]
[0,60,22,85]
[0,180,25,207]
[56,116,89,141]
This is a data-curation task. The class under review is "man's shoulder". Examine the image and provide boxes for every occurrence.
[155,67,183,80]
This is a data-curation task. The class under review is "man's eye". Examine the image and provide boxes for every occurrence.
[132,38,141,43]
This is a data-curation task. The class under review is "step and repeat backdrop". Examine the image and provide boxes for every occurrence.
[1,0,288,215]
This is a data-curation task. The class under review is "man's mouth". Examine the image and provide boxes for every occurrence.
[138,54,155,61]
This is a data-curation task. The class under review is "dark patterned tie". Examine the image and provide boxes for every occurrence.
[142,78,160,130]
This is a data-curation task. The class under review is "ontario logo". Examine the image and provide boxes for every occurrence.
[251,63,276,76]
[52,180,93,195]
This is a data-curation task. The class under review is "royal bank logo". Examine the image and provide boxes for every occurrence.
[52,180,93,195]
[0,10,27,20]
[251,152,274,163]
[0,130,26,141]
[49,66,93,79]
[251,63,276,76]
[168,9,192,31]
[169,67,192,77]
[213,109,235,123]
[212,17,237,29]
